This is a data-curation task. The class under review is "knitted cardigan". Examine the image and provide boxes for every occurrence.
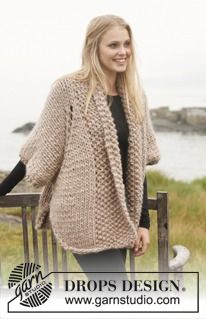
[19,76,160,255]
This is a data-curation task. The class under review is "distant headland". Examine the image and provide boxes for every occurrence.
[12,106,206,135]
[150,106,206,134]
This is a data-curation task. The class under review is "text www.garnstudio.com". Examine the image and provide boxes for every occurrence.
[65,295,180,307]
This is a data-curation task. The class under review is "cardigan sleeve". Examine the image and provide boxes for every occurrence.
[143,90,161,166]
[19,80,68,188]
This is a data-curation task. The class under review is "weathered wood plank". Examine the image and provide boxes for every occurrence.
[0,194,158,211]
[31,206,39,264]
[157,192,169,280]
[42,230,49,275]
[0,193,40,207]
[147,198,158,211]
[21,206,30,262]
[62,247,68,282]
[51,230,59,288]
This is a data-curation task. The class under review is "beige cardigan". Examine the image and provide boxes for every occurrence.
[19,77,160,255]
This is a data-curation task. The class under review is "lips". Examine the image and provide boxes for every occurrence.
[113,58,127,63]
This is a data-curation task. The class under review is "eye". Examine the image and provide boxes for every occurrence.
[109,43,117,48]
[124,41,131,47]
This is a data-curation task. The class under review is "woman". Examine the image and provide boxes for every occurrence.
[0,15,160,281]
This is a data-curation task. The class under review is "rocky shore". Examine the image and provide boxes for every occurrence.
[12,106,206,135]
[12,122,35,135]
[150,106,206,134]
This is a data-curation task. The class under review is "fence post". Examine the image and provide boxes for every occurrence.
[22,206,30,263]
[157,192,169,280]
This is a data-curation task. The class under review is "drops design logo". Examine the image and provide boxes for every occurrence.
[8,263,52,307]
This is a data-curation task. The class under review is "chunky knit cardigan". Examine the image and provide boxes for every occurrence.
[19,77,160,255]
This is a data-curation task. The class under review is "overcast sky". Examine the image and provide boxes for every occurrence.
[0,0,206,125]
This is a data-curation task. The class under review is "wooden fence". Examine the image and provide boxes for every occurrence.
[0,191,190,287]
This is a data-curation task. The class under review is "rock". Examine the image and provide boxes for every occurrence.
[12,122,35,135]
[181,107,206,126]
[151,106,206,134]
[151,107,181,122]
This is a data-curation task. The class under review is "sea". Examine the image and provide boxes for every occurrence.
[1,90,206,183]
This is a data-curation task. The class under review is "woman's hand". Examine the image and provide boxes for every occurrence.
[132,227,150,257]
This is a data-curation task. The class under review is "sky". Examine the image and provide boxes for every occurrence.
[0,0,206,127]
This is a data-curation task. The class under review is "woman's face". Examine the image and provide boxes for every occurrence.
[98,26,132,78]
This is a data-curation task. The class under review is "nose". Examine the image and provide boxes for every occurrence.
[117,45,127,55]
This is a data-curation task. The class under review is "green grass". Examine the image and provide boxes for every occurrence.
[145,170,206,292]
[0,170,206,290]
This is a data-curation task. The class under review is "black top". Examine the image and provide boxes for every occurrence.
[109,95,129,184]
[0,95,150,229]
[108,95,149,229]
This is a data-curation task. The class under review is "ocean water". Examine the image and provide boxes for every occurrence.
[0,127,205,183]
[0,88,206,182]
[148,132,206,182]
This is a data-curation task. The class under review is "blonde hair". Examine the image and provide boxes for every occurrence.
[60,15,145,123]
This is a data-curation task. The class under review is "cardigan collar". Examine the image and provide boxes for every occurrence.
[92,82,145,228]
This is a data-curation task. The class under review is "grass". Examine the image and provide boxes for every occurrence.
[145,169,206,292]
[0,169,206,291]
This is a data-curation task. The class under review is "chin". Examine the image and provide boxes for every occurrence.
[115,67,127,72]
[111,65,127,70]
